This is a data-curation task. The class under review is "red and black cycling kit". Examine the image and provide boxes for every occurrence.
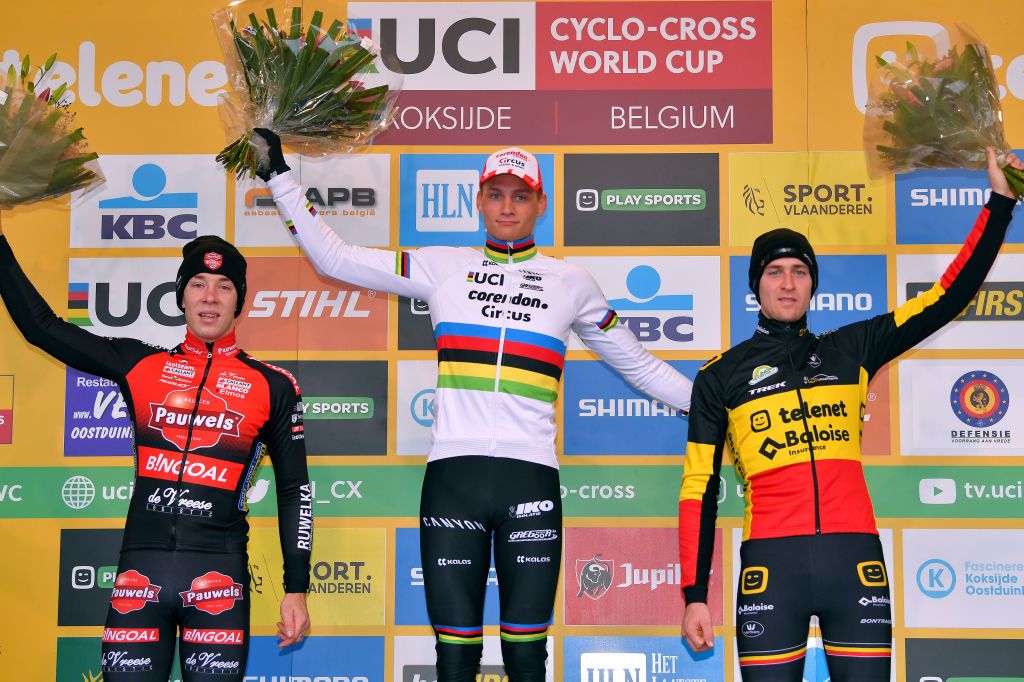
[679,193,1015,681]
[0,236,312,681]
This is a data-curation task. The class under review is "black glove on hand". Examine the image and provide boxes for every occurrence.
[252,128,290,182]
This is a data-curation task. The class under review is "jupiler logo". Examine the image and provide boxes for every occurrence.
[576,553,614,600]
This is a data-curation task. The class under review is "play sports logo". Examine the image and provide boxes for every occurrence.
[919,478,956,505]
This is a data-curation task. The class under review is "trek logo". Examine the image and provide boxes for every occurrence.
[576,553,614,600]
[110,570,162,614]
[509,499,554,518]
[180,571,244,615]
[575,188,706,212]
[749,380,786,396]
[102,628,159,643]
[148,387,243,450]
[348,3,534,90]
[919,478,957,505]
[140,450,245,491]
[416,169,479,232]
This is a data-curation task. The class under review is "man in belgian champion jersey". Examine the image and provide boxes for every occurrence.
[678,148,1022,681]
[0,219,312,681]
[251,129,693,682]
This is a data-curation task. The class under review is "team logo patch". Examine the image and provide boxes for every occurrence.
[110,570,162,614]
[204,252,223,270]
[748,365,779,385]
[949,371,1009,428]
[180,571,244,615]
[576,553,614,600]
[148,386,243,450]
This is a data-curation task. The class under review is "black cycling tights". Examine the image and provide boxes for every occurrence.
[420,456,561,682]
[736,533,892,681]
[100,549,250,681]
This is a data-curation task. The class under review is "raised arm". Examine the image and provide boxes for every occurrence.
[0,216,147,380]
[565,264,692,413]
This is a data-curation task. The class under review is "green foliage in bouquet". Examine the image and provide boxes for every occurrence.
[0,53,102,208]
[867,38,1024,199]
[216,7,393,179]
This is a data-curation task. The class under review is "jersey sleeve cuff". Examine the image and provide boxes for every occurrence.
[683,586,708,604]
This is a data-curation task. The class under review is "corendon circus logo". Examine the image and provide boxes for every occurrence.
[180,571,244,615]
[110,570,162,614]
[148,386,243,449]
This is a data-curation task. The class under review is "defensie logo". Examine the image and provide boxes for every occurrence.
[916,558,956,598]
[949,371,1009,428]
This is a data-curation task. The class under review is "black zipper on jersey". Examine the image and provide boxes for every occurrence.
[169,345,215,546]
[785,334,822,534]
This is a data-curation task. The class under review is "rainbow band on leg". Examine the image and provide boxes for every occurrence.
[434,624,483,646]
[499,619,550,643]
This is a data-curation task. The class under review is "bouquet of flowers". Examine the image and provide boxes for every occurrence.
[864,25,1024,198]
[213,1,401,179]
[0,53,103,208]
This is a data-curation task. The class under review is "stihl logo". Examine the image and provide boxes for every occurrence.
[103,628,160,643]
[148,386,243,450]
[140,450,244,491]
[248,290,372,318]
[182,628,244,645]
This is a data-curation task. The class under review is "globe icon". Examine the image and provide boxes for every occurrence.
[62,475,96,510]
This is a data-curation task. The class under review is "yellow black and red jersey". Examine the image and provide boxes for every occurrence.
[678,193,1016,604]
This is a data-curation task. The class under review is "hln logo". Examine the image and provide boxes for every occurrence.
[580,653,647,682]
[415,169,479,232]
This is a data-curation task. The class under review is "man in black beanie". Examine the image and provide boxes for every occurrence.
[0,222,313,680]
[679,149,1022,681]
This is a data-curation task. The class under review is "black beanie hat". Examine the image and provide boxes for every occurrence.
[748,228,818,301]
[175,236,247,317]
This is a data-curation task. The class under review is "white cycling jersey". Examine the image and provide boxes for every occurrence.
[268,171,692,468]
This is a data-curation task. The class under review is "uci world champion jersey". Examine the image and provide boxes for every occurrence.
[268,172,692,469]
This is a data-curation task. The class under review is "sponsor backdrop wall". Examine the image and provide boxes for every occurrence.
[1,1,1023,680]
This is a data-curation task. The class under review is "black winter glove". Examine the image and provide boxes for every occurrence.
[252,128,290,182]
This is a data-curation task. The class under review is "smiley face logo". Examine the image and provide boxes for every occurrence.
[741,566,768,594]
[750,410,771,432]
[857,560,888,587]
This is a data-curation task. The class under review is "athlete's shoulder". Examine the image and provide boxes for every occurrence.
[238,354,302,397]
